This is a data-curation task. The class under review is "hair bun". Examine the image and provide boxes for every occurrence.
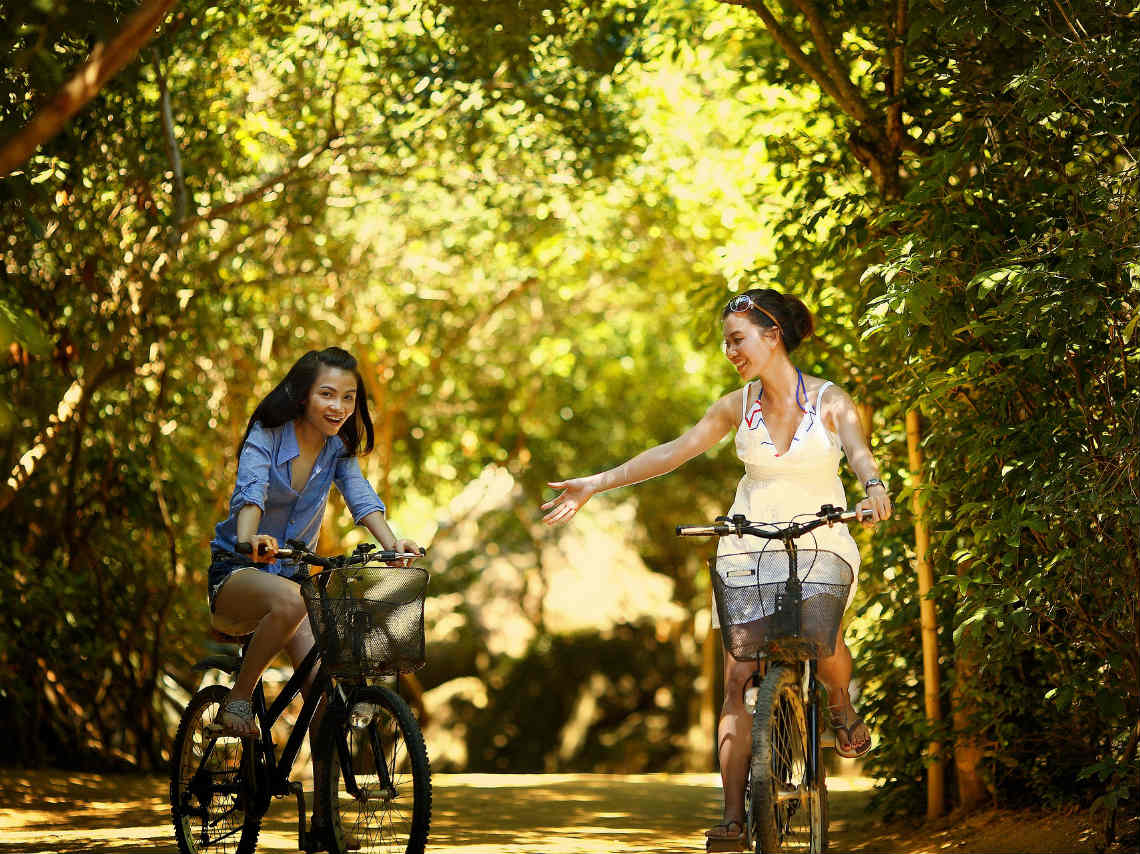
[781,294,814,349]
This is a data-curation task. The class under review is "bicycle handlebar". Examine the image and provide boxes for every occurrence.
[675,504,873,540]
[235,540,425,567]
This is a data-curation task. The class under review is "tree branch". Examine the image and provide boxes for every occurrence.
[0,0,179,177]
[886,0,908,151]
[789,0,876,128]
[396,276,539,410]
[152,49,187,228]
[182,134,342,226]
[718,0,848,109]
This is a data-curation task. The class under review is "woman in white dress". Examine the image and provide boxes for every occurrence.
[542,289,892,847]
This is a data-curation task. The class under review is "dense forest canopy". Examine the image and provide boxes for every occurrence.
[2,0,1137,831]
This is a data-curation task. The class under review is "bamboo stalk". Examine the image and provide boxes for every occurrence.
[907,409,944,818]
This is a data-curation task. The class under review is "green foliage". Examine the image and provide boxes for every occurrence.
[676,0,1139,819]
[0,0,669,768]
[465,627,698,772]
[681,0,1140,817]
[858,1,1140,817]
[3,2,1137,828]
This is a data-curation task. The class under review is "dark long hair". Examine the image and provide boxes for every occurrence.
[722,288,815,352]
[237,347,374,458]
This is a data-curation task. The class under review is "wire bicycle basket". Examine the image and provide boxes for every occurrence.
[299,562,429,679]
[711,548,853,661]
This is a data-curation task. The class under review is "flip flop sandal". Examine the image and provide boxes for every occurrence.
[830,713,872,759]
[206,698,259,740]
[705,820,746,853]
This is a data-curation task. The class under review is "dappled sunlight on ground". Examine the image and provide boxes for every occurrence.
[0,769,1124,853]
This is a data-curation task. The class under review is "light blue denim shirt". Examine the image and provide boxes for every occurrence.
[210,421,385,575]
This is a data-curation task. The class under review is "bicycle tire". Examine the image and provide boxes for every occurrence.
[170,684,261,854]
[751,666,825,853]
[813,758,828,852]
[314,684,431,854]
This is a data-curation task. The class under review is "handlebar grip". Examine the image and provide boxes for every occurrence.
[676,525,726,537]
[373,550,423,562]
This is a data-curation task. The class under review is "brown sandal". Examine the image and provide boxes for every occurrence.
[829,708,872,759]
[705,820,744,839]
[705,820,746,852]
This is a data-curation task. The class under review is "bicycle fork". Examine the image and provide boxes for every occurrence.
[804,661,820,790]
[334,698,397,802]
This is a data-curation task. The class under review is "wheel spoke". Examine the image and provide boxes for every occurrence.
[171,686,258,854]
[320,686,430,853]
[753,671,824,853]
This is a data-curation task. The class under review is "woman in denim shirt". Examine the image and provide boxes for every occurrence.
[208,347,419,750]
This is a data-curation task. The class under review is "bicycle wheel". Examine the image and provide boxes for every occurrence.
[170,684,261,854]
[751,666,826,853]
[315,684,431,854]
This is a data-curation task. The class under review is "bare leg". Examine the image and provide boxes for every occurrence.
[212,569,309,735]
[714,654,762,835]
[816,629,870,753]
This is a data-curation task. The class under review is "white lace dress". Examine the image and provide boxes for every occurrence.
[711,379,861,628]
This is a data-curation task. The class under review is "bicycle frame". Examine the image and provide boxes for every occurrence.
[679,504,868,847]
[185,641,397,824]
[770,534,822,793]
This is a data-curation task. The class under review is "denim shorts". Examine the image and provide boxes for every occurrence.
[206,548,258,612]
[207,549,307,613]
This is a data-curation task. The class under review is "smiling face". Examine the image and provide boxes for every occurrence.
[301,365,358,438]
[723,312,779,379]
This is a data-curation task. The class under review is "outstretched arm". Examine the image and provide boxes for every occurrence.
[542,390,741,525]
[828,386,892,527]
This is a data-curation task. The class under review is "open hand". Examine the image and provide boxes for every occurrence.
[542,477,599,525]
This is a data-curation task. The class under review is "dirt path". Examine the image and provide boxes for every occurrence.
[0,769,1119,853]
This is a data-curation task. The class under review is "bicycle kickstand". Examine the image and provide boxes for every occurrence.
[289,781,308,850]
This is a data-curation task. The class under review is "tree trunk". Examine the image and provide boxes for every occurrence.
[952,561,987,810]
[907,409,945,818]
[701,618,720,769]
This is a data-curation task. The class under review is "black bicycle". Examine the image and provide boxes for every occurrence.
[678,504,868,854]
[170,541,432,854]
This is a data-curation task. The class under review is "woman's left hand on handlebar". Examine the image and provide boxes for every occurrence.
[394,537,421,566]
[855,485,892,528]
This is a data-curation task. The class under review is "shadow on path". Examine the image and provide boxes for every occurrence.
[0,769,1118,853]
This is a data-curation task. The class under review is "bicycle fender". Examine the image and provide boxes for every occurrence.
[192,654,242,674]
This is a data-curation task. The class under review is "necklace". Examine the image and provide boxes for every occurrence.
[753,368,811,456]
[757,367,808,413]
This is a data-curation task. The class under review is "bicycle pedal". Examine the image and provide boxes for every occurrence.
[202,723,237,739]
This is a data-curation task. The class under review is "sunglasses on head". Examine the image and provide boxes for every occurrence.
[726,294,783,336]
